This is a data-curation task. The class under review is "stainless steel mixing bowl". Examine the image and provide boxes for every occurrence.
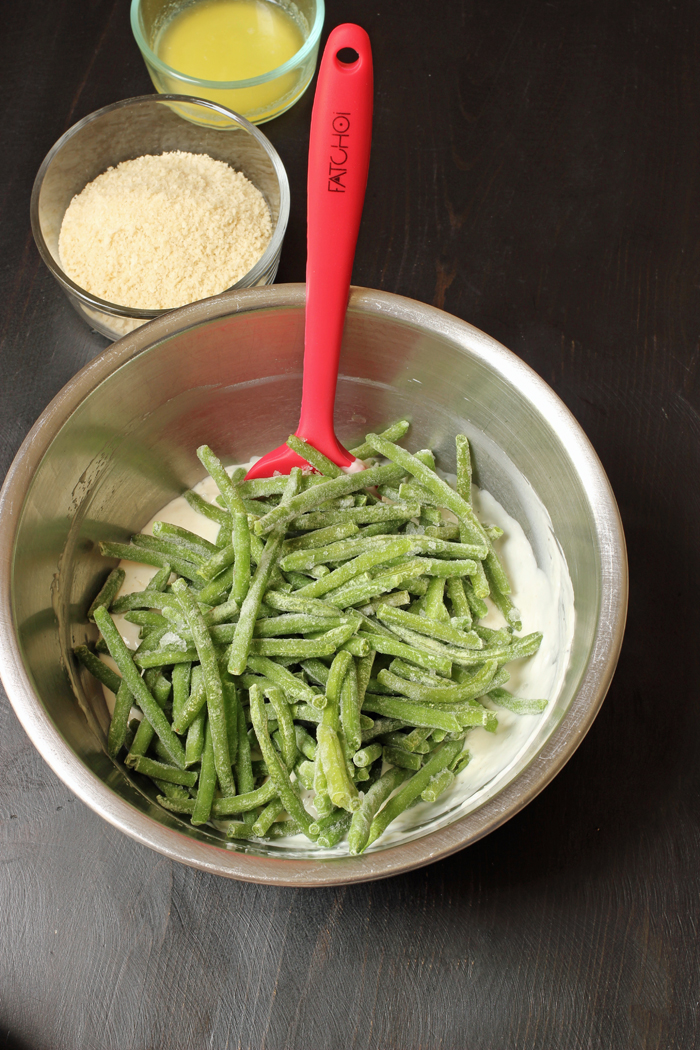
[0,286,627,885]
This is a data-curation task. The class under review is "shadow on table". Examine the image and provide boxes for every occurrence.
[0,1033,34,1050]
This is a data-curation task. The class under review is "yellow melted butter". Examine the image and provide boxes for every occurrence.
[158,0,304,82]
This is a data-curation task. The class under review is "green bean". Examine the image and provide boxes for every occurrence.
[421,766,455,802]
[281,535,418,572]
[172,664,207,734]
[253,613,347,637]
[293,724,317,761]
[157,796,196,815]
[230,508,252,605]
[355,650,376,708]
[93,606,185,768]
[244,625,354,661]
[191,721,216,825]
[245,654,320,707]
[376,604,483,649]
[297,659,329,689]
[265,684,298,769]
[228,469,301,675]
[253,462,404,536]
[87,568,125,621]
[474,625,513,647]
[382,745,423,771]
[248,685,317,839]
[295,758,316,790]
[316,724,360,812]
[469,556,489,599]
[377,661,497,704]
[365,434,488,546]
[484,570,523,630]
[285,434,343,477]
[235,474,322,499]
[129,755,198,787]
[100,540,202,582]
[154,779,191,802]
[212,780,278,815]
[446,577,471,626]
[349,419,411,460]
[293,503,420,530]
[223,680,239,767]
[402,726,434,752]
[197,544,235,581]
[451,748,473,775]
[106,679,134,758]
[360,716,407,742]
[184,489,233,527]
[124,610,169,630]
[455,434,472,505]
[325,650,352,707]
[421,577,449,623]
[424,523,460,540]
[197,565,235,606]
[263,591,345,618]
[142,570,168,597]
[292,537,422,600]
[133,623,172,654]
[361,693,464,733]
[457,582,484,621]
[170,661,192,726]
[313,754,333,818]
[364,739,465,848]
[283,522,360,554]
[132,533,207,568]
[316,809,353,848]
[134,646,198,668]
[185,707,206,767]
[74,645,122,695]
[487,688,548,715]
[152,521,219,559]
[359,632,452,676]
[323,559,427,608]
[252,798,287,837]
[109,589,178,614]
[353,743,383,767]
[337,636,370,658]
[348,766,410,854]
[387,658,449,686]
[340,658,362,753]
[358,590,412,616]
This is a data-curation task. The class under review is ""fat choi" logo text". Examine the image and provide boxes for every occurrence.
[328,114,350,193]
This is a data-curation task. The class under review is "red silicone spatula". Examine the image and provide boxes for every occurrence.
[244,23,373,480]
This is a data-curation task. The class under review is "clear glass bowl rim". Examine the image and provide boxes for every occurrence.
[30,94,291,321]
[130,0,325,89]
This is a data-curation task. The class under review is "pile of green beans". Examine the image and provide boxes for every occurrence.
[74,423,547,854]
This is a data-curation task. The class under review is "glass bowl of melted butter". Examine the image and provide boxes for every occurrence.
[131,0,325,125]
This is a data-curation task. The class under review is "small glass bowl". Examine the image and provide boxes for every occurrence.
[131,0,325,126]
[30,94,290,341]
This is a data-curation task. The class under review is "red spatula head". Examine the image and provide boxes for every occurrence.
[245,23,373,480]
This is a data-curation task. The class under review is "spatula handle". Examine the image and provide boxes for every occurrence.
[296,23,373,463]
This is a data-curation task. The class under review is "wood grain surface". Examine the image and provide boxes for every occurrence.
[1,0,699,1047]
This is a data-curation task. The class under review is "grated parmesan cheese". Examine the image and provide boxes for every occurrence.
[58,151,272,310]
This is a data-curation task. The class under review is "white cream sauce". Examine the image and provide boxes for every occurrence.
[102,459,575,854]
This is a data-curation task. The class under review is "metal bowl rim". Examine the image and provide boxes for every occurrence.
[0,284,628,886]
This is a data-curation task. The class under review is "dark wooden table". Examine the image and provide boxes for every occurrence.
[1,1,698,1047]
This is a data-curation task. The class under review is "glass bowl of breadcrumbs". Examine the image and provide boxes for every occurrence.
[31,94,290,341]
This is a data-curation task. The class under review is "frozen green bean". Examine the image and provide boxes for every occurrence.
[87,568,125,621]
